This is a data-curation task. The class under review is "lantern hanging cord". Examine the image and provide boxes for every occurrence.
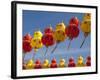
[44,47,48,56]
[80,36,87,48]
[32,52,36,60]
[51,43,58,54]
[67,39,72,50]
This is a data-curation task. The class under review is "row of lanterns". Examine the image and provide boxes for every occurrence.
[23,56,91,69]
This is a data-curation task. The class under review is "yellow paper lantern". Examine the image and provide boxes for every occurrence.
[33,31,43,38]
[56,22,66,31]
[26,59,34,69]
[30,37,43,51]
[81,20,91,33]
[83,13,91,21]
[59,59,66,67]
[80,14,91,48]
[54,29,66,42]
[42,59,49,68]
[77,56,85,67]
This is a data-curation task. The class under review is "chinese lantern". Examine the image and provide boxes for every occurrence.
[65,24,79,49]
[51,22,67,54]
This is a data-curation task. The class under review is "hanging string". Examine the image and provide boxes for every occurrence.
[67,39,72,50]
[51,43,58,54]
[80,32,89,48]
[80,36,87,48]
[44,47,48,56]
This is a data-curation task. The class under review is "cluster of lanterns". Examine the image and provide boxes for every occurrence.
[23,56,91,69]
[23,13,91,69]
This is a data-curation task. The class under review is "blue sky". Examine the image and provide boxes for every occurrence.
[23,10,91,64]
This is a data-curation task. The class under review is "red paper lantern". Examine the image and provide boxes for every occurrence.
[50,58,57,68]
[23,40,32,53]
[65,24,79,40]
[52,58,57,63]
[42,27,55,55]
[86,56,91,66]
[42,33,55,47]
[69,17,79,27]
[87,56,91,61]
[68,57,76,67]
[23,33,32,41]
[34,59,42,69]
[44,27,53,34]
